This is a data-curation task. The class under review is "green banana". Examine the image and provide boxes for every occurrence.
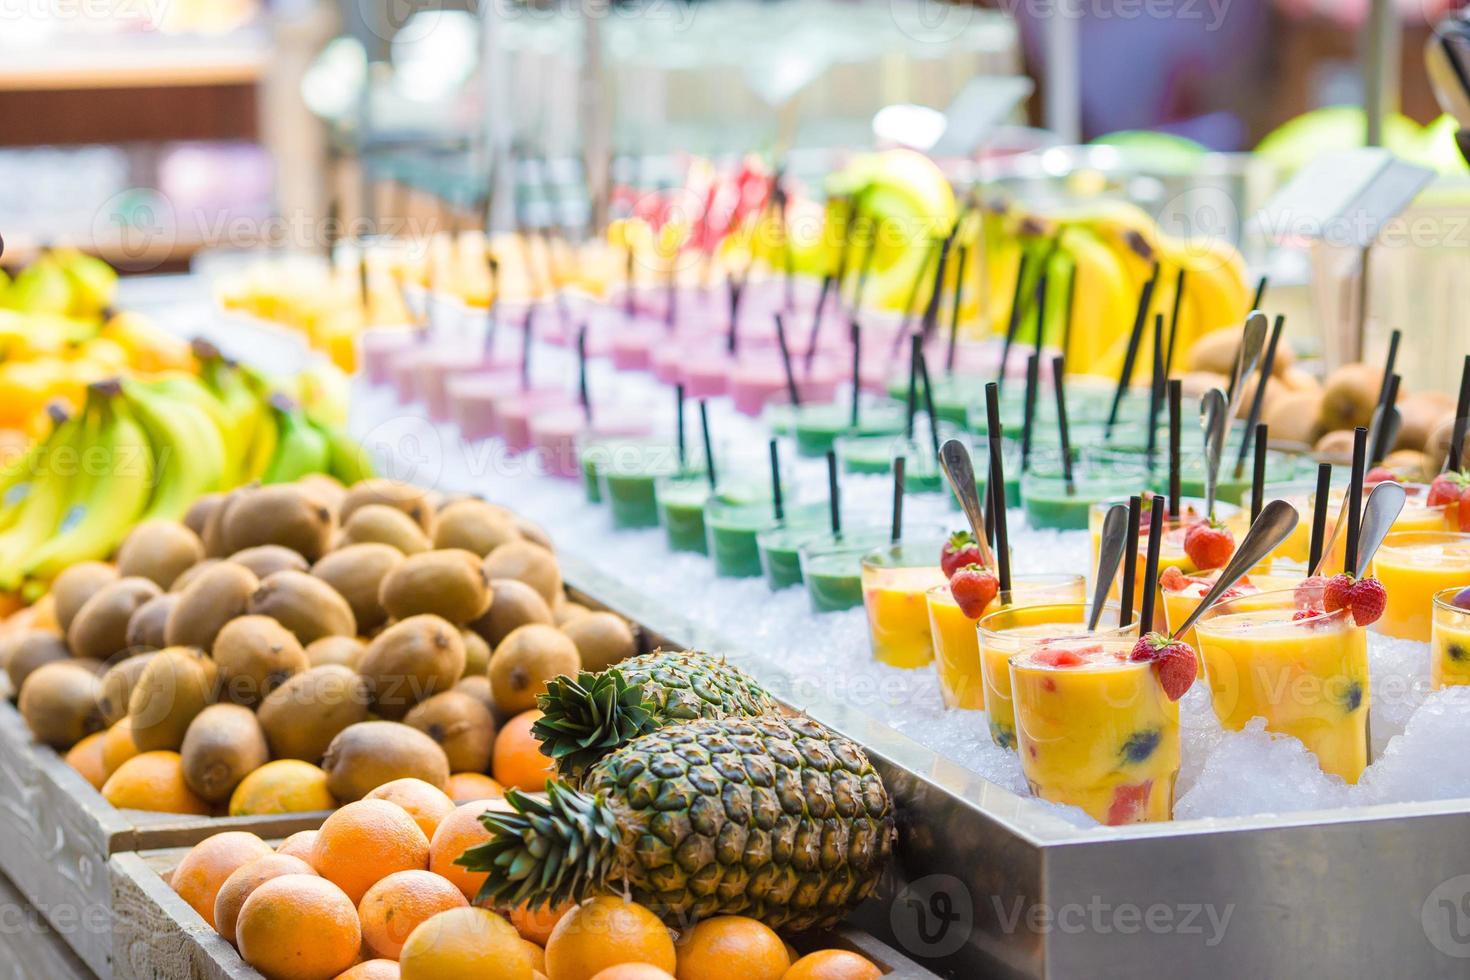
[198,352,266,485]
[2,255,73,315]
[315,420,374,485]
[0,403,95,586]
[0,406,77,540]
[124,379,226,522]
[54,248,118,318]
[261,397,329,483]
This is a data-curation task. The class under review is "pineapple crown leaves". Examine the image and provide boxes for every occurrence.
[533,669,658,777]
[457,783,622,910]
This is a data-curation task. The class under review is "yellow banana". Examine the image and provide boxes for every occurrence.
[124,379,226,521]
[0,406,92,582]
[1055,225,1133,376]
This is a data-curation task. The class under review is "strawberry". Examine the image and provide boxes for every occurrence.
[1427,471,1468,508]
[1322,573,1354,613]
[1183,520,1234,571]
[1364,466,1395,486]
[1159,565,1187,592]
[1321,573,1387,626]
[1294,574,1328,610]
[1292,609,1320,623]
[1460,484,1470,533]
[949,564,999,619]
[1033,646,1088,668]
[1105,780,1154,825]
[1128,631,1198,700]
[940,531,982,578]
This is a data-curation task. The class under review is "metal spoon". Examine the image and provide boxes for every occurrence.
[1199,388,1228,520]
[1224,311,1269,420]
[1087,504,1130,631]
[939,438,996,569]
[1171,499,1300,640]
[1354,480,1408,577]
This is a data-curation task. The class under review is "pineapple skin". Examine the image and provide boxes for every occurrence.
[622,650,780,724]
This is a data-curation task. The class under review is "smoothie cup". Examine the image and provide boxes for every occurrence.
[1371,531,1470,641]
[599,443,689,529]
[859,537,950,668]
[791,401,908,457]
[576,431,667,503]
[836,424,959,494]
[977,602,1137,750]
[756,518,830,590]
[1009,636,1181,825]
[1159,564,1306,651]
[729,356,841,417]
[533,407,651,480]
[1167,447,1300,505]
[705,499,824,579]
[359,328,419,385]
[924,573,1086,710]
[654,473,773,555]
[1020,452,1150,531]
[1431,588,1470,690]
[798,526,941,614]
[499,388,578,453]
[1194,585,1370,783]
[1309,483,1456,576]
[445,370,521,441]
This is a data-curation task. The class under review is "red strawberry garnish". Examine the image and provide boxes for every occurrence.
[1129,631,1197,700]
[1292,609,1319,623]
[1364,466,1395,486]
[1183,520,1234,571]
[1033,646,1088,668]
[1427,471,1467,508]
[1159,565,1187,592]
[1459,485,1470,533]
[1321,573,1387,626]
[940,531,982,578]
[1322,573,1354,613]
[948,563,999,619]
[1105,780,1154,825]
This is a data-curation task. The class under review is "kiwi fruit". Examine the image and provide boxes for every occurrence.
[310,543,401,633]
[67,577,162,662]
[513,516,553,552]
[379,549,490,625]
[169,559,220,594]
[228,545,309,580]
[221,484,335,562]
[125,593,178,652]
[97,652,157,727]
[1319,362,1382,432]
[201,486,249,557]
[1263,390,1326,448]
[341,505,431,554]
[1394,391,1456,453]
[306,636,365,669]
[1313,429,1358,464]
[297,473,348,514]
[357,615,466,720]
[128,647,220,752]
[257,665,369,762]
[212,615,309,707]
[6,631,72,694]
[553,600,589,627]
[183,492,223,539]
[561,611,637,673]
[1383,449,1431,481]
[246,570,356,645]
[165,561,258,650]
[453,675,494,714]
[321,720,451,802]
[431,499,520,556]
[467,579,554,648]
[18,661,106,749]
[179,703,269,803]
[404,691,496,773]
[340,479,436,534]
[460,630,490,679]
[482,541,561,606]
[51,561,119,635]
[488,624,580,715]
[114,520,205,590]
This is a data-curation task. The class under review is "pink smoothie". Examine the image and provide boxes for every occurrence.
[360,328,419,385]
[499,388,577,453]
[530,405,653,479]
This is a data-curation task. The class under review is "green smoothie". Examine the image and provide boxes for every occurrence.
[1021,456,1150,531]
[600,443,688,528]
[757,520,828,589]
[836,430,952,494]
[707,501,825,578]
[791,401,908,457]
[655,474,715,553]
[580,435,666,504]
[1162,447,1302,505]
[798,530,892,613]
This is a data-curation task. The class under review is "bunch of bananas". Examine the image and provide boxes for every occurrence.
[0,353,371,594]
[0,247,117,319]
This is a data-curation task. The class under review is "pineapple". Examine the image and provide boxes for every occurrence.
[534,650,780,782]
[460,714,894,931]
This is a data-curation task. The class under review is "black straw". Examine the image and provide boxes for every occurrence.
[1020,352,1040,473]
[1168,379,1182,517]
[849,322,862,428]
[1450,356,1470,471]
[1308,463,1332,572]
[576,324,591,421]
[1052,355,1074,494]
[1105,264,1159,437]
[996,253,1031,391]
[1250,275,1268,312]
[917,349,942,462]
[904,335,921,442]
[1120,495,1142,627]
[804,274,835,374]
[1370,373,1400,466]
[1376,328,1402,413]
[984,383,1011,592]
[1345,427,1368,573]
[1250,423,1268,523]
[1234,314,1284,478]
[698,400,717,489]
[1060,263,1078,365]
[769,438,784,521]
[675,383,686,470]
[946,244,970,374]
[772,313,801,409]
[826,450,842,536]
[726,274,743,355]
[1145,313,1164,465]
[890,240,940,360]
[519,306,535,389]
[918,235,954,341]
[1164,267,1186,375]
[1138,496,1166,633]
[891,457,905,543]
[484,256,501,357]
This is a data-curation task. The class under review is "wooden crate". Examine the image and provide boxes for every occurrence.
[110,847,940,980]
[0,868,95,980]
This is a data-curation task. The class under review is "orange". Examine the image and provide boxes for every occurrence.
[365,778,456,839]
[100,719,139,779]
[509,900,573,946]
[780,950,882,980]
[398,906,531,979]
[492,711,554,792]
[170,832,274,930]
[237,874,361,980]
[358,870,468,960]
[445,772,505,803]
[277,830,319,862]
[65,731,107,790]
[336,961,401,979]
[103,751,211,815]
[214,854,317,947]
[589,967,676,980]
[674,916,788,980]
[428,799,506,901]
[230,759,336,816]
[544,897,676,980]
[311,799,430,904]
[521,939,546,974]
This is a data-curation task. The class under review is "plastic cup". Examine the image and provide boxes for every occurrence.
[1021,452,1150,531]
[1159,564,1305,652]
[359,328,418,385]
[706,499,825,579]
[600,442,689,529]
[1166,447,1301,505]
[791,401,908,458]
[1371,531,1470,642]
[756,518,831,590]
[533,406,651,480]
[836,424,959,495]
[799,527,909,614]
[859,537,950,668]
[1431,587,1470,690]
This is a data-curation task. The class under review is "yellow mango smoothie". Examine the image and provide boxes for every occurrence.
[861,539,948,669]
[1431,587,1470,690]
[1371,531,1470,642]
[1159,565,1305,651]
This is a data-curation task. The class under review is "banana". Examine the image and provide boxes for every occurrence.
[53,247,118,318]
[123,379,226,522]
[1053,225,1134,377]
[316,420,374,485]
[199,353,270,484]
[0,405,71,535]
[261,397,329,483]
[0,405,93,583]
[2,254,74,316]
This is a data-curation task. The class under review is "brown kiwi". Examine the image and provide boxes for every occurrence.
[201,486,249,557]
[6,630,72,693]
[96,652,157,727]
[321,720,451,802]
[341,505,431,554]
[1319,362,1382,432]
[460,630,490,679]
[310,543,401,633]
[453,675,494,714]
[179,703,269,803]
[297,473,348,514]
[404,691,496,773]
[228,545,309,580]
[552,600,590,627]
[560,611,637,673]
[212,615,309,707]
[50,561,119,635]
[67,577,162,662]
[431,499,520,556]
[183,492,223,539]
[114,520,205,589]
[487,624,580,715]
[246,570,356,645]
[1313,429,1358,464]
[18,661,106,749]
[379,549,490,625]
[340,479,436,534]
[306,635,365,669]
[221,484,336,561]
[125,593,178,652]
[257,665,369,762]
[127,647,219,752]
[482,541,561,605]
[466,579,554,648]
[169,558,220,594]
[165,561,258,650]
[356,615,466,720]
